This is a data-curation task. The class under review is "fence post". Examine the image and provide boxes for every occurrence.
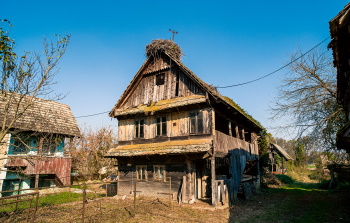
[82,182,86,223]
[15,178,22,211]
[32,191,39,223]
[169,177,172,209]
[133,178,136,213]
[68,186,71,202]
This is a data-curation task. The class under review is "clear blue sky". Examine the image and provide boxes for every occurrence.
[3,1,349,139]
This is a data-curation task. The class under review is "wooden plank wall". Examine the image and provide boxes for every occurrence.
[118,108,212,141]
[214,130,259,159]
[120,57,205,110]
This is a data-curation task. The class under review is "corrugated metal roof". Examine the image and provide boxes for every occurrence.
[0,93,80,137]
[105,139,212,157]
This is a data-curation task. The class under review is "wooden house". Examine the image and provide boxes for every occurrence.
[0,94,80,195]
[329,3,350,153]
[105,39,264,205]
[268,143,293,174]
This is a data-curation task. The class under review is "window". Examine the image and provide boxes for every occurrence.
[189,111,203,134]
[13,139,31,155]
[156,116,167,136]
[156,73,165,85]
[153,165,166,181]
[136,165,147,180]
[42,137,63,156]
[134,119,145,138]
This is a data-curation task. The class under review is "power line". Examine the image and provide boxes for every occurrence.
[74,37,330,118]
[215,37,330,88]
[75,111,109,118]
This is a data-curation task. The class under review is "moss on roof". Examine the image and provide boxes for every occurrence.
[222,96,264,130]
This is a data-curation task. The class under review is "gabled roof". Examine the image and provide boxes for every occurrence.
[270,143,293,161]
[0,93,80,137]
[109,50,263,131]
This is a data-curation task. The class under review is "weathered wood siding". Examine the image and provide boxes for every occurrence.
[5,157,71,185]
[214,130,259,160]
[117,164,186,197]
[119,56,205,110]
[118,108,212,141]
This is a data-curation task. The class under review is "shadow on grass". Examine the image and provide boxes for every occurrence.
[229,175,350,223]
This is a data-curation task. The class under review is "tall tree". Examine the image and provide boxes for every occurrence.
[272,48,346,150]
[0,20,70,142]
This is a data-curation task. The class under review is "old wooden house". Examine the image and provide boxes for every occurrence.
[268,143,293,174]
[0,94,80,195]
[105,39,264,205]
[329,3,350,153]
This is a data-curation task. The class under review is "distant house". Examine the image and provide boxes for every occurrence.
[0,93,80,195]
[105,39,264,205]
[268,143,293,174]
[329,3,350,153]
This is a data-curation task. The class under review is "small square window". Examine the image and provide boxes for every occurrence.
[156,73,165,85]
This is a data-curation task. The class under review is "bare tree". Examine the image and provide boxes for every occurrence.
[0,20,70,143]
[272,48,346,150]
[71,126,117,181]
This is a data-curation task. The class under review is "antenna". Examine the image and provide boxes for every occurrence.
[169,29,178,42]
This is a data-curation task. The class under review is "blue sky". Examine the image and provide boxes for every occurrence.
[3,1,349,138]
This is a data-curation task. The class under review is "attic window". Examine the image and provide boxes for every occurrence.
[156,73,165,85]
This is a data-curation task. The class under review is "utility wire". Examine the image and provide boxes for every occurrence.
[74,37,330,118]
[216,37,330,88]
[75,111,109,118]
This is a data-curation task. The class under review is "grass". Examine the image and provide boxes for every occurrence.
[230,169,350,223]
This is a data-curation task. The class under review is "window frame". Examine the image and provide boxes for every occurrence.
[134,119,145,139]
[189,111,204,134]
[156,116,167,136]
[136,165,148,180]
[153,165,166,182]
[156,73,165,86]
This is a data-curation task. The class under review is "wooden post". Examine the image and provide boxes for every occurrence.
[211,157,216,206]
[182,175,186,202]
[32,191,39,223]
[82,182,86,223]
[187,161,192,201]
[228,122,232,136]
[35,174,39,189]
[235,126,239,139]
[133,178,137,212]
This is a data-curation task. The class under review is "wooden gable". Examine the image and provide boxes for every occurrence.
[112,53,205,112]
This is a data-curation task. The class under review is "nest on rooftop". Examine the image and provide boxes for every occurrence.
[146,39,183,61]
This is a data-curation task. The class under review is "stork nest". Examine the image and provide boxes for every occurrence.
[146,39,183,60]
